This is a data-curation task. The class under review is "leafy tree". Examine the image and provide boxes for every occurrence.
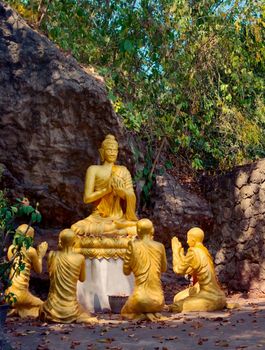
[6,0,265,171]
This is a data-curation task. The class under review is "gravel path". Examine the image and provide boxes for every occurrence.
[1,297,265,350]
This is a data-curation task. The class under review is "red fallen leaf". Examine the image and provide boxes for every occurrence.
[152,335,164,340]
[97,338,114,343]
[14,332,27,337]
[37,345,50,350]
[165,336,178,341]
[213,317,224,322]
[215,340,229,347]
[60,336,69,341]
[191,321,203,329]
[40,331,50,336]
[70,340,81,349]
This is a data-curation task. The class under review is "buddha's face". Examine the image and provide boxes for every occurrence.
[104,144,118,163]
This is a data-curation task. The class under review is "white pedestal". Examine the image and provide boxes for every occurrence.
[77,258,134,313]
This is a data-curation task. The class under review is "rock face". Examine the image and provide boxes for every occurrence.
[0,2,134,227]
[204,159,265,294]
[150,173,214,248]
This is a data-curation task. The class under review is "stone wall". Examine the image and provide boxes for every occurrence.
[204,159,265,294]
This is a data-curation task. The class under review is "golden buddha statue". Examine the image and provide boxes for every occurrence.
[71,134,138,240]
[39,229,97,323]
[121,219,167,321]
[171,227,226,312]
[70,135,138,312]
[6,224,48,318]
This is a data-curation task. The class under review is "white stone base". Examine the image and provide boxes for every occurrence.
[77,258,133,313]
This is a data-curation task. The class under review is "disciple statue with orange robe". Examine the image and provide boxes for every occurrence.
[121,219,167,321]
[39,229,97,323]
[171,227,226,312]
[70,135,138,312]
[6,224,48,318]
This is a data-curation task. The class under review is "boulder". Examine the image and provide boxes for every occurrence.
[0,2,134,227]
[150,173,213,247]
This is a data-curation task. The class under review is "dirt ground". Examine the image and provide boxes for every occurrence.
[1,295,265,350]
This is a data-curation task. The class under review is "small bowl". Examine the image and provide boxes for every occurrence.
[108,295,128,314]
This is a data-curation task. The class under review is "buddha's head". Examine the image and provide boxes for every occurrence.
[137,218,154,239]
[58,228,75,249]
[187,227,204,247]
[16,224,35,238]
[99,134,118,163]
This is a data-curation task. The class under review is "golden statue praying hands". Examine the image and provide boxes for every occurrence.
[170,227,226,312]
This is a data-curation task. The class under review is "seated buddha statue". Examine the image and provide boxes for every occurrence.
[6,224,48,318]
[70,135,138,312]
[71,134,138,237]
[121,219,167,321]
[39,229,97,323]
[170,227,226,313]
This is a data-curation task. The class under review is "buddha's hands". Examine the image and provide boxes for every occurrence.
[37,241,48,258]
[109,175,126,199]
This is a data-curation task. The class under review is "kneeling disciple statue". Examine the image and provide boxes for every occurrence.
[71,135,138,312]
[6,224,48,318]
[171,227,226,312]
[39,229,97,324]
[121,219,167,321]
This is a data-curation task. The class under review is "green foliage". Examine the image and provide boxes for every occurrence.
[134,148,156,206]
[7,0,265,171]
[0,191,42,305]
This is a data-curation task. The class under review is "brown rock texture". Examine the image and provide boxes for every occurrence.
[150,173,214,248]
[204,159,265,294]
[0,2,134,227]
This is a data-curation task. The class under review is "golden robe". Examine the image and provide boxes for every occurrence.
[172,243,226,312]
[39,251,91,323]
[121,239,167,317]
[71,165,137,236]
[6,246,43,318]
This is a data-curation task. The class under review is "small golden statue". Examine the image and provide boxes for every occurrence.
[71,134,138,259]
[171,227,226,312]
[39,229,97,323]
[121,219,167,321]
[6,224,48,318]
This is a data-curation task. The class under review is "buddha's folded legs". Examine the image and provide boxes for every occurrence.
[71,217,117,236]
